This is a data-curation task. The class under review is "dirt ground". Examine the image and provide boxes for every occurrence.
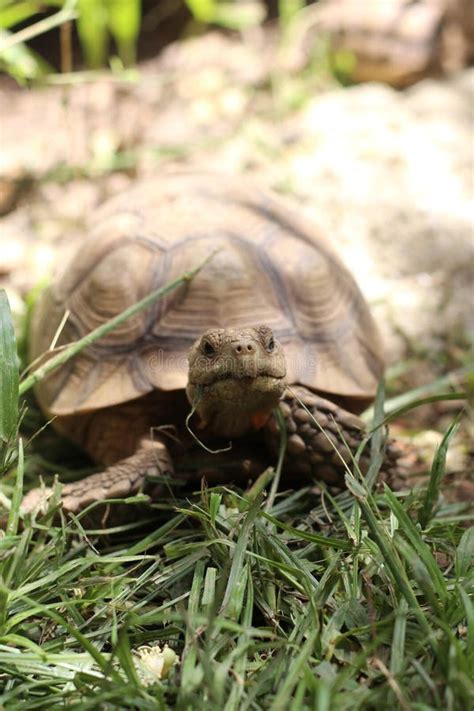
[1,31,472,487]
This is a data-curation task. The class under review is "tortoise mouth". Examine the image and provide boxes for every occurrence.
[192,371,286,389]
[187,372,286,405]
[195,375,287,410]
[209,371,283,382]
[186,372,286,438]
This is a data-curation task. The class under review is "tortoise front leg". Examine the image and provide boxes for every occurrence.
[21,437,174,515]
[265,387,402,487]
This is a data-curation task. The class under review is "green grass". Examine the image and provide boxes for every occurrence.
[0,0,266,84]
[0,290,473,709]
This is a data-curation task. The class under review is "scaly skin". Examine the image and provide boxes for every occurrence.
[265,387,404,488]
[21,438,174,515]
[21,326,404,516]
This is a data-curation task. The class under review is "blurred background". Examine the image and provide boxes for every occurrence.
[0,0,473,452]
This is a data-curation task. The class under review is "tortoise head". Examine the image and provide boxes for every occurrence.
[186,325,287,438]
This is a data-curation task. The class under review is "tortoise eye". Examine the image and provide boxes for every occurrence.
[266,337,275,352]
[202,340,215,356]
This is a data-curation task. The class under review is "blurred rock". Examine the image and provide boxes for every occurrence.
[409,428,469,473]
[0,33,267,189]
[308,0,474,87]
[156,31,269,88]
[0,176,22,216]
[0,211,56,293]
[0,234,25,276]
[276,70,474,361]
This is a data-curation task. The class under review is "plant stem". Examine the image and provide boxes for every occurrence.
[0,2,78,54]
[19,251,216,396]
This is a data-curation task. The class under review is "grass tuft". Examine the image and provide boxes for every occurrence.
[0,286,472,708]
[0,465,472,707]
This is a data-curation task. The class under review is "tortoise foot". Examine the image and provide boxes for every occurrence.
[21,439,173,516]
[266,387,402,487]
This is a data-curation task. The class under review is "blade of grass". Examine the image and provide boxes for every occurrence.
[260,510,350,551]
[19,251,216,395]
[366,379,388,489]
[418,417,460,529]
[363,363,471,425]
[393,535,444,619]
[0,27,52,82]
[368,393,466,431]
[0,0,78,53]
[383,486,446,598]
[264,407,287,513]
[14,593,121,680]
[455,527,474,581]
[76,0,108,68]
[223,573,254,710]
[111,621,142,688]
[178,559,206,702]
[270,628,318,711]
[6,438,23,536]
[106,0,140,66]
[220,494,262,615]
[345,475,431,635]
[390,597,408,675]
[0,289,19,444]
[0,2,48,29]
[457,587,473,661]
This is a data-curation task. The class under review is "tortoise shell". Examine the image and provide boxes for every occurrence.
[30,173,384,417]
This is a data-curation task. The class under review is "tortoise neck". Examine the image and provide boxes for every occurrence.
[198,402,274,439]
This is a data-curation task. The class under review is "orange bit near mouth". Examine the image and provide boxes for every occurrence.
[250,411,272,430]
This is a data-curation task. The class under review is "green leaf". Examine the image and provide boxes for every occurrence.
[0,3,77,56]
[390,597,408,675]
[0,1,45,30]
[202,566,217,608]
[365,378,387,489]
[113,623,141,687]
[368,392,466,431]
[0,28,50,83]
[270,628,318,710]
[6,437,24,536]
[347,476,431,635]
[363,363,472,424]
[0,289,19,444]
[106,0,140,66]
[184,0,216,23]
[261,510,350,551]
[384,486,446,600]
[213,2,265,30]
[278,0,304,28]
[419,417,460,529]
[456,527,474,580]
[77,0,109,68]
[458,587,473,661]
[220,495,262,615]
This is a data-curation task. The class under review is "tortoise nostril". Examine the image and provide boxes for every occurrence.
[234,341,256,355]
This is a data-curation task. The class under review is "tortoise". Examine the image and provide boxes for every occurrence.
[315,0,473,87]
[23,172,400,515]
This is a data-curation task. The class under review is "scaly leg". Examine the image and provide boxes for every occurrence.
[21,437,174,515]
[265,387,404,487]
